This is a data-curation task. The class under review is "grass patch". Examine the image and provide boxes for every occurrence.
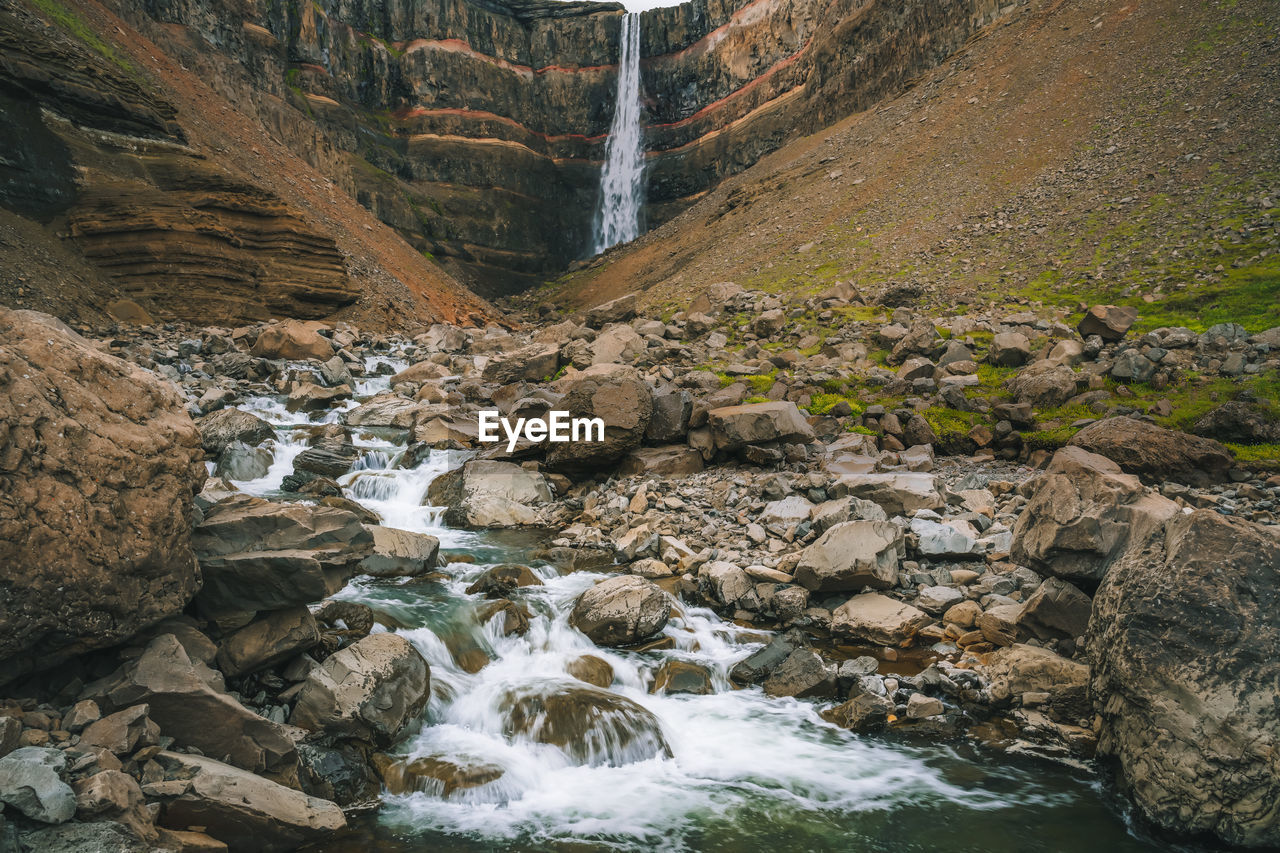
[1225,442,1280,470]
[806,392,866,417]
[1021,425,1082,451]
[28,0,139,78]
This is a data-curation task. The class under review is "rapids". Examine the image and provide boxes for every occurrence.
[221,355,1169,853]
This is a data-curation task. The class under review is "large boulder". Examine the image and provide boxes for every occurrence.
[1016,578,1091,642]
[84,634,300,783]
[156,751,345,852]
[358,526,440,577]
[290,632,430,748]
[426,459,552,528]
[197,408,275,455]
[793,521,904,592]
[1068,417,1234,487]
[344,394,425,429]
[830,472,945,515]
[1011,447,1177,584]
[1192,401,1280,444]
[1077,304,1138,341]
[215,607,319,678]
[482,343,559,383]
[502,684,669,766]
[546,366,652,476]
[1005,361,1078,408]
[0,308,205,685]
[569,576,669,646]
[831,593,931,646]
[191,495,373,619]
[707,401,814,451]
[618,446,704,478]
[0,746,76,823]
[249,320,333,361]
[1088,511,1280,848]
[981,643,1089,704]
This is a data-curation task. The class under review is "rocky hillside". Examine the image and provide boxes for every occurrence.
[0,0,492,329]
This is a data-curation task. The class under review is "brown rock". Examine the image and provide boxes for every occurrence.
[1077,305,1138,342]
[565,655,614,688]
[1068,416,1234,487]
[78,705,158,756]
[215,607,320,678]
[546,366,653,476]
[569,576,670,647]
[249,320,334,361]
[0,309,205,686]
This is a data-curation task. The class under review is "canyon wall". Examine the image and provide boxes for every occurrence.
[103,0,1011,295]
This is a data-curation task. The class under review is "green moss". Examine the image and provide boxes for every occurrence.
[1021,426,1082,451]
[806,393,865,417]
[1225,442,1280,470]
[744,395,770,404]
[28,0,139,78]
[923,407,982,440]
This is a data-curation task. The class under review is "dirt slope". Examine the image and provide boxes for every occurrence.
[547,0,1279,334]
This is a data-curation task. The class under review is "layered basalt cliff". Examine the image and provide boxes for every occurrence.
[105,0,1011,294]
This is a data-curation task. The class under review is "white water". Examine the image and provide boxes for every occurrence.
[592,12,646,254]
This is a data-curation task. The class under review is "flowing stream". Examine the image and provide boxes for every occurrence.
[592,12,646,253]
[224,360,1167,853]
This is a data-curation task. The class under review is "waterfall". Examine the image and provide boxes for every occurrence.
[592,12,645,254]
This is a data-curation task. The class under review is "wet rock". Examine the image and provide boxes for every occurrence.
[156,751,345,851]
[0,308,205,685]
[0,746,75,823]
[465,564,544,597]
[1068,417,1234,487]
[566,655,614,688]
[372,753,504,799]
[546,366,653,476]
[1089,511,1280,848]
[729,631,804,684]
[762,648,837,699]
[214,442,273,481]
[1077,305,1138,342]
[215,607,319,678]
[821,692,893,732]
[290,632,430,749]
[570,576,670,647]
[708,401,814,451]
[1016,578,1091,642]
[793,520,904,592]
[85,634,299,783]
[197,408,275,455]
[651,659,714,695]
[427,460,553,528]
[503,685,670,765]
[477,599,532,637]
[1011,447,1178,584]
[249,320,334,360]
[359,526,440,578]
[314,600,375,636]
[831,593,931,646]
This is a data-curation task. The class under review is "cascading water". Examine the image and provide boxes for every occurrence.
[592,12,645,254]
[221,354,1163,853]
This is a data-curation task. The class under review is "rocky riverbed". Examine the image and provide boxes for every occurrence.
[0,289,1277,852]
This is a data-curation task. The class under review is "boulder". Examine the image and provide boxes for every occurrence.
[1192,401,1280,444]
[1011,447,1178,584]
[464,564,543,597]
[729,631,805,685]
[0,746,75,823]
[290,632,430,748]
[646,387,692,442]
[344,394,424,429]
[546,367,652,476]
[830,473,945,515]
[988,332,1031,366]
[1077,305,1138,342]
[793,521,904,593]
[906,693,945,718]
[1016,578,1091,642]
[708,401,814,451]
[18,821,152,852]
[831,593,932,646]
[584,326,645,366]
[569,576,669,646]
[372,753,503,799]
[698,561,753,606]
[651,659,714,695]
[426,460,552,528]
[197,408,275,455]
[566,655,614,688]
[618,446,704,478]
[215,442,273,481]
[0,308,205,685]
[1088,511,1280,848]
[762,649,837,699]
[586,293,638,327]
[503,684,670,766]
[910,517,984,558]
[215,607,319,678]
[1005,361,1078,408]
[359,526,440,577]
[982,644,1088,704]
[761,495,814,528]
[78,705,158,755]
[156,751,345,852]
[977,604,1023,647]
[249,320,333,360]
[482,343,560,383]
[191,496,374,619]
[916,585,964,615]
[1068,417,1234,487]
[821,692,894,732]
[72,769,152,840]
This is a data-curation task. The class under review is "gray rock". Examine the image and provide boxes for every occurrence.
[0,747,75,823]
[569,576,669,647]
[793,521,904,593]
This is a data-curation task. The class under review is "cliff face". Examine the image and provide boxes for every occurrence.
[102,0,1010,295]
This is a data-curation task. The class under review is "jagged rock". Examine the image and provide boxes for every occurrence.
[699,561,753,606]
[156,751,345,851]
[982,644,1088,704]
[831,593,931,646]
[708,401,814,450]
[1016,578,1091,642]
[73,769,153,841]
[729,631,805,684]
[426,460,552,528]
[569,576,669,647]
[249,321,334,361]
[1089,511,1280,848]
[1077,305,1138,342]
[296,742,379,806]
[1192,401,1280,444]
[78,705,159,756]
[359,526,440,577]
[916,585,964,615]
[482,343,560,382]
[977,604,1022,647]
[290,632,430,748]
[821,692,893,731]
[762,649,837,699]
[793,520,904,592]
[1068,417,1234,487]
[583,325,646,366]
[84,634,299,783]
[0,747,75,823]
[215,607,319,678]
[829,473,944,515]
[646,387,692,442]
[910,517,984,557]
[546,366,653,476]
[0,308,205,685]
[586,294,638,328]
[214,442,273,480]
[761,495,815,528]
[197,408,275,455]
[1011,447,1178,584]
[988,332,1031,366]
[191,495,374,618]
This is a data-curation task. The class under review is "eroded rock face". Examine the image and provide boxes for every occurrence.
[290,633,431,749]
[1011,447,1177,585]
[569,575,669,646]
[0,309,205,685]
[1067,417,1234,487]
[1088,511,1280,848]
